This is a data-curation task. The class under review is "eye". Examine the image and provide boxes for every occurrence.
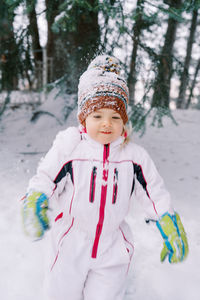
[112,116,121,120]
[93,114,101,119]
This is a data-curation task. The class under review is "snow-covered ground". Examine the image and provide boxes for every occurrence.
[0,94,200,300]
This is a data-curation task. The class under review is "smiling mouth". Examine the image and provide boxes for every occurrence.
[100,131,112,134]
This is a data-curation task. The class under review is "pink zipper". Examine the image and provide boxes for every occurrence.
[91,144,109,258]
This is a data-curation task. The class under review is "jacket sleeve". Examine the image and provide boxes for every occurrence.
[27,127,81,199]
[133,144,174,220]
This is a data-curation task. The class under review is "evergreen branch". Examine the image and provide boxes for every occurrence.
[145,0,184,22]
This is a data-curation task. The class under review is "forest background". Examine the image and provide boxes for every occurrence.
[0,0,200,132]
[1,2,200,299]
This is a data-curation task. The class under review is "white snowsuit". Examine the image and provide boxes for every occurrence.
[28,127,173,300]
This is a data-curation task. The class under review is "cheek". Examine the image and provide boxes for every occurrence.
[85,122,97,137]
[85,119,91,132]
[87,127,95,137]
[117,123,124,136]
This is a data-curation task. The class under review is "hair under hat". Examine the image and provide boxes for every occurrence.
[77,55,129,125]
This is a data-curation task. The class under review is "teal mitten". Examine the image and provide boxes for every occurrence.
[22,191,49,239]
[156,212,188,263]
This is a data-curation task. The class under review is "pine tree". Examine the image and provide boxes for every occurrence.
[46,0,100,93]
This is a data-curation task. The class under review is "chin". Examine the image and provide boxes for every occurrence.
[100,138,113,145]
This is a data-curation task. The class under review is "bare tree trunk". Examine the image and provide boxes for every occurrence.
[128,0,144,106]
[45,0,61,84]
[25,0,43,89]
[151,0,182,108]
[26,0,43,62]
[45,0,61,60]
[185,58,200,109]
[176,9,198,109]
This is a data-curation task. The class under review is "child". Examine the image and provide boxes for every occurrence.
[22,55,188,300]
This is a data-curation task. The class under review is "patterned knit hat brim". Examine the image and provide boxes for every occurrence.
[78,96,128,125]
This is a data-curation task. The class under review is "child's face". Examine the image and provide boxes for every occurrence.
[85,108,124,145]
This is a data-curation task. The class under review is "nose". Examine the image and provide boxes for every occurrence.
[102,118,112,127]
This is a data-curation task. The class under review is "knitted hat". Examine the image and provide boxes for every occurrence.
[77,55,129,125]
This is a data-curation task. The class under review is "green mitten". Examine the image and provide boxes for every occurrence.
[156,212,188,263]
[22,191,49,239]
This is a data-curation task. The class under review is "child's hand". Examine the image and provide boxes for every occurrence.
[22,191,50,239]
[156,212,188,263]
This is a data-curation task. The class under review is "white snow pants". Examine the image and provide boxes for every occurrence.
[43,221,134,300]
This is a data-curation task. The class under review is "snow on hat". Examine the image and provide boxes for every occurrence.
[77,55,129,125]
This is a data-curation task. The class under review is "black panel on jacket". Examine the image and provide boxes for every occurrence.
[133,163,149,198]
[54,161,74,185]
